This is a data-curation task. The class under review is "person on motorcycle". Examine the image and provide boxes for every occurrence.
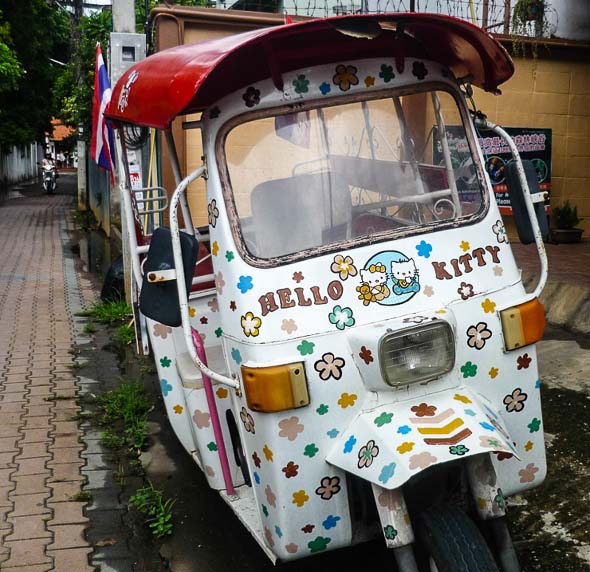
[41,154,57,194]
[42,154,55,170]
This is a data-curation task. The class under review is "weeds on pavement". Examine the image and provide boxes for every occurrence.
[129,481,176,538]
[76,301,132,324]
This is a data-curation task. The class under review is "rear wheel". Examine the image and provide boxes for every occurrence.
[416,505,499,572]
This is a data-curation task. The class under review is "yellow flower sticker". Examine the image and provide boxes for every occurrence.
[216,387,228,399]
[453,393,472,404]
[212,241,219,256]
[482,298,496,314]
[524,440,534,452]
[460,241,470,252]
[173,404,183,414]
[241,311,262,337]
[337,393,358,409]
[396,442,414,454]
[263,444,273,462]
[188,307,196,318]
[489,367,499,379]
[292,490,309,507]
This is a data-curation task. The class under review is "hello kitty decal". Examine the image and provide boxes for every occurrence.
[357,251,420,306]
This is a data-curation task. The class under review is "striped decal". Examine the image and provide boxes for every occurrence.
[417,417,464,435]
[423,428,473,445]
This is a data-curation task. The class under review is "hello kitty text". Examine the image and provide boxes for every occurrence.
[258,281,344,316]
[431,245,501,281]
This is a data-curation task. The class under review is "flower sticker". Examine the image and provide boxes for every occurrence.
[384,525,398,540]
[285,543,298,554]
[278,416,304,441]
[517,353,532,370]
[416,240,433,258]
[454,393,472,404]
[237,276,253,294]
[480,436,503,449]
[292,74,309,94]
[330,254,357,280]
[193,409,211,428]
[457,282,474,300]
[322,515,341,530]
[378,462,397,485]
[519,462,539,483]
[153,323,172,339]
[243,86,260,107]
[449,444,469,456]
[263,444,274,461]
[297,340,315,355]
[282,461,299,478]
[489,367,499,379]
[412,61,428,80]
[314,353,346,381]
[240,407,255,434]
[397,442,414,454]
[230,347,242,365]
[281,318,298,334]
[374,412,393,427]
[492,220,508,243]
[225,250,234,262]
[460,240,470,252]
[215,271,225,295]
[292,490,309,507]
[357,439,380,469]
[241,311,262,337]
[528,418,541,433]
[316,404,328,415]
[423,285,434,297]
[364,75,375,87]
[343,435,357,453]
[264,527,274,547]
[466,322,492,350]
[379,64,395,83]
[308,536,331,553]
[173,404,183,414]
[304,443,319,458]
[410,403,437,417]
[292,271,304,283]
[333,64,359,91]
[208,298,219,312]
[503,388,528,412]
[319,81,331,95]
[208,199,219,227]
[315,476,341,500]
[252,452,261,468]
[160,379,172,396]
[328,305,355,330]
[494,266,503,276]
[189,307,196,318]
[211,241,219,256]
[409,451,437,470]
[460,361,478,378]
[397,425,411,435]
[359,346,373,365]
[337,392,357,409]
[482,298,496,314]
[160,356,171,368]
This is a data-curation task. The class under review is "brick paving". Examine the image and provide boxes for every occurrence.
[0,194,96,571]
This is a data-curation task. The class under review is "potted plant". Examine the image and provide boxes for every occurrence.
[550,200,584,243]
[511,0,550,56]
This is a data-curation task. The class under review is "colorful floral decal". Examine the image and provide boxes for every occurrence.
[493,266,503,276]
[225,250,234,262]
[374,412,394,427]
[215,272,225,295]
[330,254,357,280]
[209,106,220,119]
[528,418,541,433]
[464,409,476,416]
[263,444,274,461]
[489,367,499,379]
[282,461,299,478]
[205,466,215,478]
[378,462,397,485]
[416,240,433,258]
[323,515,341,530]
[364,75,375,87]
[358,439,380,469]
[333,64,359,91]
[525,440,534,452]
[454,393,472,404]
[208,199,219,227]
[379,63,395,83]
[314,353,345,380]
[153,323,172,339]
[211,241,219,256]
[457,282,474,300]
[479,436,503,449]
[302,524,315,534]
[214,327,222,339]
[409,451,437,470]
[237,275,253,294]
[384,525,398,540]
[493,220,508,243]
[482,298,496,314]
[316,404,329,415]
[207,441,217,451]
[480,422,495,432]
[397,425,411,435]
[449,444,469,456]
[412,61,428,80]
[315,476,341,500]
[411,403,437,417]
[377,490,402,511]
[327,428,339,439]
[229,301,237,311]
[208,298,219,312]
[495,451,514,461]
[517,353,532,370]
[503,388,528,412]
[193,409,210,428]
[460,361,478,378]
[252,452,261,468]
[281,318,298,334]
[328,305,355,330]
[278,416,304,441]
[240,407,255,434]
[243,86,261,107]
[467,322,492,350]
[304,443,319,458]
[293,74,310,94]
[264,527,274,547]
[159,356,171,368]
[460,240,470,252]
[519,462,539,483]
[160,379,172,396]
[397,442,414,454]
[200,316,208,325]
[262,504,268,517]
[231,348,242,366]
[254,472,261,484]
[292,490,309,507]
[292,271,304,283]
[275,526,283,538]
[241,311,261,337]
[338,392,357,409]
[319,82,331,95]
[285,543,298,554]
[343,435,357,453]
[359,345,373,365]
[297,339,315,355]
[173,404,183,414]
[189,307,196,318]
[423,285,434,297]
[308,536,331,553]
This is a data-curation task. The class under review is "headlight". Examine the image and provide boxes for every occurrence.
[379,321,455,387]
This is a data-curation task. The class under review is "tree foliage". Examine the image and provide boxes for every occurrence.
[0,10,23,92]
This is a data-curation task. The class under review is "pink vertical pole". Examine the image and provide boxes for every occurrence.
[191,327,236,497]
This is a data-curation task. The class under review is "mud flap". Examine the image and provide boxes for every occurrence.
[326,389,518,490]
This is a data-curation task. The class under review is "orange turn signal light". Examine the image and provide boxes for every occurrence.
[500,298,546,351]
[241,362,310,413]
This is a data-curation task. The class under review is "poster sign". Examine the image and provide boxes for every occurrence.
[434,127,552,214]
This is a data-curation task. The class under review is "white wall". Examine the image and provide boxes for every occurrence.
[0,143,42,186]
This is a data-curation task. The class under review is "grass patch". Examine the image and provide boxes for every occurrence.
[129,481,176,538]
[71,490,93,502]
[114,323,135,346]
[78,301,132,325]
[83,323,97,334]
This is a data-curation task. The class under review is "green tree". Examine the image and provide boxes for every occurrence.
[0,10,23,92]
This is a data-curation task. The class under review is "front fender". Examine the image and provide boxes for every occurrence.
[325,388,517,490]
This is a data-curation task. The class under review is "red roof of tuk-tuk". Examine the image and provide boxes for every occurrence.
[106,13,514,129]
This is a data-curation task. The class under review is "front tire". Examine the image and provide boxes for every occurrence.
[416,505,499,572]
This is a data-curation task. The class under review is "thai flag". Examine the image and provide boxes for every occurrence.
[91,43,115,184]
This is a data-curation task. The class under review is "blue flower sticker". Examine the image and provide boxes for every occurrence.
[343,435,357,454]
[416,240,433,258]
[464,409,476,416]
[160,379,173,396]
[254,471,261,484]
[378,462,397,485]
[322,515,341,530]
[275,525,283,538]
[480,421,496,432]
[397,425,411,435]
[535,379,541,389]
[319,82,331,95]
[231,347,242,365]
[237,275,253,294]
[327,428,340,439]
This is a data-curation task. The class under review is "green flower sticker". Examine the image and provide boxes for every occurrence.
[207,441,218,451]
[160,356,171,368]
[494,489,506,511]
[262,504,269,517]
[316,404,329,415]
[374,412,393,427]
[379,63,395,82]
[214,327,223,338]
[225,250,235,262]
[304,443,319,458]
[449,444,469,456]
[293,74,310,94]
[297,340,315,356]
[528,418,541,433]
[383,525,398,540]
[308,536,331,553]
[328,305,355,330]
[460,361,478,378]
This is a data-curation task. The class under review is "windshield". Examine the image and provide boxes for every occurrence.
[224,89,484,261]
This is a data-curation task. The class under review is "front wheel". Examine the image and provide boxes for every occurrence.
[416,505,499,572]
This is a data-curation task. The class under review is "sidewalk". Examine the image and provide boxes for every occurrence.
[0,191,96,571]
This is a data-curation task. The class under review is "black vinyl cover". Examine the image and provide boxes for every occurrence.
[139,227,199,327]
[504,160,550,244]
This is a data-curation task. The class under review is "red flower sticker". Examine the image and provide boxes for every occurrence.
[252,451,261,468]
[282,461,299,478]
[517,353,532,370]
[410,403,437,417]
[359,345,373,365]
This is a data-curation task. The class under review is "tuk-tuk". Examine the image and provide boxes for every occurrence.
[106,13,549,571]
